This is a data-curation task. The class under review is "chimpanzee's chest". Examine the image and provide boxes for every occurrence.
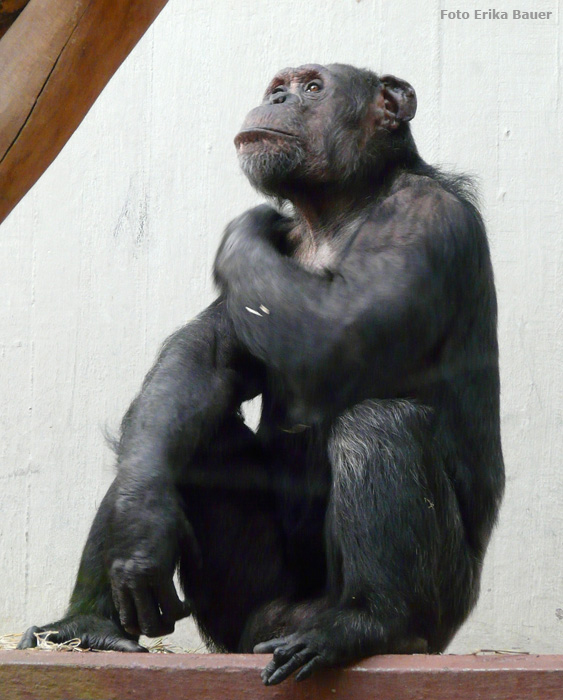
[293,239,338,271]
[286,214,369,272]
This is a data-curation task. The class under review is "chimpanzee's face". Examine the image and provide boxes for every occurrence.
[234,64,371,196]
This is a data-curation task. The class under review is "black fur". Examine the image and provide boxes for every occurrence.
[19,64,504,685]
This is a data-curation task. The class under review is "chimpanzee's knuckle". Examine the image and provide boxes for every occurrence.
[110,559,126,579]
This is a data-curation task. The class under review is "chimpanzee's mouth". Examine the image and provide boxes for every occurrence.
[234,127,298,147]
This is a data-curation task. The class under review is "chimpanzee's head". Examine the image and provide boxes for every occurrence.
[234,64,417,198]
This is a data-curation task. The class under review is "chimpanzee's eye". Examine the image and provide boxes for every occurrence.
[305,81,322,93]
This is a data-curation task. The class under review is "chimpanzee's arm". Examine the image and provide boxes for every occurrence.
[115,297,260,484]
[214,194,473,418]
[104,297,263,637]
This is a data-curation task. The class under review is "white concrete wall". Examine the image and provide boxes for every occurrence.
[1,0,561,653]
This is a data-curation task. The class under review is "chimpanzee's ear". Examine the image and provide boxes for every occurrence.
[378,75,417,128]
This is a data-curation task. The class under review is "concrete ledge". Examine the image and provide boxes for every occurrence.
[1,651,562,699]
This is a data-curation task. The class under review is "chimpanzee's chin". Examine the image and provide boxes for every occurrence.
[238,150,302,196]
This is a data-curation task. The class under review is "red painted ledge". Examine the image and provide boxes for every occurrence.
[1,651,562,700]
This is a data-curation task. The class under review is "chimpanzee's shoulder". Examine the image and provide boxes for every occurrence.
[372,172,466,226]
[387,172,465,207]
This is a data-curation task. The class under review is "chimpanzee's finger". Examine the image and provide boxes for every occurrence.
[131,584,162,637]
[254,637,288,654]
[111,581,140,636]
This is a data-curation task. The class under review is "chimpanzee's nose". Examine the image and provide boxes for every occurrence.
[270,90,287,105]
[269,89,299,106]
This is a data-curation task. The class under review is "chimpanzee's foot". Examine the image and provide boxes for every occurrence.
[17,614,147,652]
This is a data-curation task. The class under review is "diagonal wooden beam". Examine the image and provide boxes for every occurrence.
[0,1,30,40]
[0,0,170,225]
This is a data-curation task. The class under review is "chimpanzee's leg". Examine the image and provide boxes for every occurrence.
[175,415,295,652]
[254,399,477,685]
[18,478,148,651]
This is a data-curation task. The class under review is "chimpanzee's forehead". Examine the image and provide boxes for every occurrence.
[268,64,328,83]
[267,63,366,86]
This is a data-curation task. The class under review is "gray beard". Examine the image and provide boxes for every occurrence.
[238,145,306,196]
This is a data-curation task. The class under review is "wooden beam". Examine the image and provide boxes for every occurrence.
[1,652,562,700]
[0,0,29,13]
[0,1,30,40]
[0,0,170,225]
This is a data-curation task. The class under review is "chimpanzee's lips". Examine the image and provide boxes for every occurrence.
[234,127,298,147]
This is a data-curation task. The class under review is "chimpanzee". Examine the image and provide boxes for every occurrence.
[19,64,504,685]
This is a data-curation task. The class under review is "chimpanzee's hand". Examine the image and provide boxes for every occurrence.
[213,204,291,289]
[108,482,199,637]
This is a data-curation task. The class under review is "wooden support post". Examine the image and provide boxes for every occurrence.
[1,652,562,700]
[0,0,170,225]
